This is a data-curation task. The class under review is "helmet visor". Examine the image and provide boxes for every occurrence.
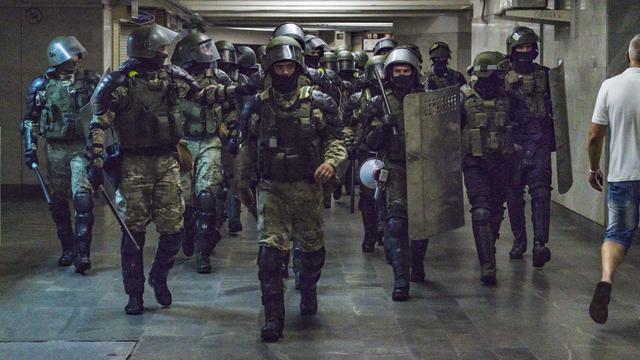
[218,49,238,65]
[148,25,179,53]
[49,36,88,65]
[266,44,304,69]
[193,40,220,63]
[339,60,355,72]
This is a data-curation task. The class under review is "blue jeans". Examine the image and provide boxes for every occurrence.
[604,181,640,250]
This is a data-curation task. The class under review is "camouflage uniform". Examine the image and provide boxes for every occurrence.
[365,47,427,300]
[22,61,99,271]
[236,33,346,343]
[87,25,243,315]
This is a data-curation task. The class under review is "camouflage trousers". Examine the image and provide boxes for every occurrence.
[115,154,184,234]
[180,136,224,204]
[44,140,92,197]
[384,162,408,218]
[257,180,324,252]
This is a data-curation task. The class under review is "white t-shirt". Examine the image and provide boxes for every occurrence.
[592,67,640,182]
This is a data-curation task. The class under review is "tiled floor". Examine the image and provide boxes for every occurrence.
[2,197,640,359]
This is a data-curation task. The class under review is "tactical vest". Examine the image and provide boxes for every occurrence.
[115,69,184,150]
[428,71,463,90]
[504,67,548,119]
[258,86,325,182]
[180,69,222,139]
[381,89,406,162]
[462,88,513,157]
[37,71,93,140]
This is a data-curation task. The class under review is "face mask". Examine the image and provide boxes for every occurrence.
[272,72,297,93]
[58,60,79,74]
[433,59,448,76]
[148,53,168,69]
[391,74,414,89]
[186,62,211,75]
[512,50,538,64]
[220,64,238,80]
[305,55,320,69]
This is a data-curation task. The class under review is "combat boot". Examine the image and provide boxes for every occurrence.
[121,231,146,315]
[196,251,212,274]
[386,217,410,301]
[258,246,285,342]
[531,189,551,268]
[125,293,144,315]
[299,248,325,316]
[182,205,196,257]
[410,239,429,283]
[149,232,182,306]
[472,208,497,285]
[73,192,94,274]
[509,233,528,260]
[507,195,527,259]
[49,194,74,266]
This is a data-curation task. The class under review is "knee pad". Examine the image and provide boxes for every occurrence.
[257,246,284,273]
[73,192,94,223]
[471,207,491,225]
[196,191,217,213]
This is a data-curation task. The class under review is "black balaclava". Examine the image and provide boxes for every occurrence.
[432,58,448,77]
[271,63,301,93]
[390,68,416,99]
[219,63,238,81]
[511,45,538,73]
[305,54,320,69]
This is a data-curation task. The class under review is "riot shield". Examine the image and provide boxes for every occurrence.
[403,86,464,240]
[549,60,573,194]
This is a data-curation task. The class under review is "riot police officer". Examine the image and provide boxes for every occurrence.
[319,51,339,73]
[215,40,246,234]
[237,45,262,78]
[235,36,347,342]
[353,50,369,72]
[365,47,427,300]
[342,55,386,252]
[425,42,467,90]
[373,38,398,56]
[304,35,330,69]
[504,26,554,268]
[87,24,248,315]
[171,31,231,274]
[21,36,100,273]
[461,51,513,284]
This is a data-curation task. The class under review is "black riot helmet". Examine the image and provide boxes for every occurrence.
[272,23,306,49]
[337,50,356,73]
[506,26,539,54]
[236,45,259,71]
[215,40,238,65]
[46,36,88,66]
[304,35,330,54]
[171,31,220,68]
[256,45,267,67]
[127,24,178,59]
[373,38,397,56]
[384,47,421,88]
[319,51,338,73]
[264,36,305,72]
[364,55,386,82]
[429,42,451,60]
[352,50,369,71]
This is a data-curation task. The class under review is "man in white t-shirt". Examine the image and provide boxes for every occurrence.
[588,34,640,324]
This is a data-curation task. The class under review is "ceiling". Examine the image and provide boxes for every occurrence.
[182,0,473,30]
